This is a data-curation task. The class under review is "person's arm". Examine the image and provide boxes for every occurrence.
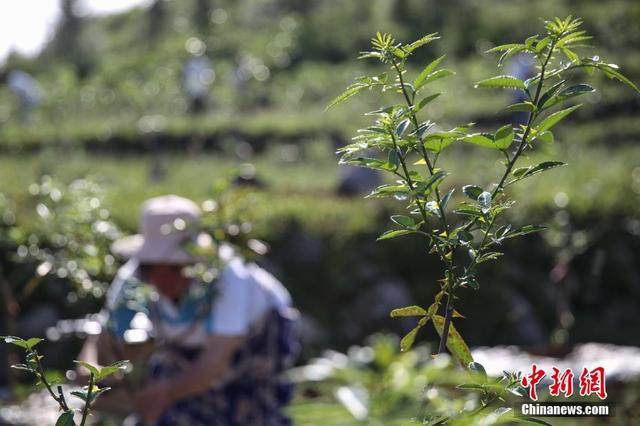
[135,334,244,425]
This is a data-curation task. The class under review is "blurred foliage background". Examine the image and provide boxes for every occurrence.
[0,0,639,423]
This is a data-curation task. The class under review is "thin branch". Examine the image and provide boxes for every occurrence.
[80,373,94,426]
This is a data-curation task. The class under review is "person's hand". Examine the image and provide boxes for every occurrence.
[135,382,172,426]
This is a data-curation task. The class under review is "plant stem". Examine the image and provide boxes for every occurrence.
[33,349,67,411]
[391,58,458,356]
[80,373,94,426]
[462,39,557,237]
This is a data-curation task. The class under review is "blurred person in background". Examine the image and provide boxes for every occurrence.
[78,195,299,426]
[182,40,215,114]
[6,69,42,124]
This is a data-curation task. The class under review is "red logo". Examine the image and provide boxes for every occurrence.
[521,365,607,401]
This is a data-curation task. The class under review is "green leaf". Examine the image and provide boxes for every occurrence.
[535,104,581,133]
[377,229,414,241]
[415,93,442,112]
[403,33,439,54]
[391,215,417,229]
[414,170,448,196]
[432,315,473,367]
[390,305,427,317]
[512,166,531,178]
[440,188,455,210]
[541,84,594,110]
[98,361,129,381]
[414,55,446,89]
[461,133,496,149]
[25,338,43,350]
[400,317,428,352]
[423,135,455,153]
[462,185,483,200]
[1,336,28,349]
[486,43,524,53]
[74,360,99,378]
[469,361,487,379]
[535,130,554,144]
[505,102,536,113]
[457,383,486,390]
[455,203,484,218]
[416,69,455,90]
[536,79,566,109]
[506,225,546,238]
[474,75,526,90]
[326,83,368,110]
[494,125,514,150]
[55,411,75,426]
[594,63,639,92]
[342,157,398,172]
[367,184,409,199]
[522,161,567,179]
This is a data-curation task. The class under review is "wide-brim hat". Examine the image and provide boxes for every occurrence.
[111,195,210,264]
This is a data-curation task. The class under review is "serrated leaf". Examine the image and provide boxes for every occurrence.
[541,84,594,110]
[537,79,566,110]
[595,64,639,92]
[535,105,581,133]
[342,157,398,172]
[486,43,524,53]
[390,306,427,317]
[474,75,526,90]
[414,55,446,89]
[462,185,483,200]
[326,83,368,110]
[494,125,514,150]
[377,229,414,241]
[404,33,439,54]
[416,69,455,90]
[523,161,566,178]
[432,315,473,367]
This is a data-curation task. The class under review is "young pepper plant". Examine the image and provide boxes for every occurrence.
[328,17,637,366]
[1,336,128,426]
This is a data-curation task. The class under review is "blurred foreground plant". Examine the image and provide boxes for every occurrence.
[291,335,537,425]
[329,17,637,365]
[1,336,127,425]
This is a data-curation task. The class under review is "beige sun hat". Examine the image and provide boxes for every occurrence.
[111,195,208,264]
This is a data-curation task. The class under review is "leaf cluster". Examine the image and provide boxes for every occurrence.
[328,16,637,362]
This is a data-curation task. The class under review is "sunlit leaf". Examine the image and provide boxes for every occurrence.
[432,315,473,367]
[474,75,526,90]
